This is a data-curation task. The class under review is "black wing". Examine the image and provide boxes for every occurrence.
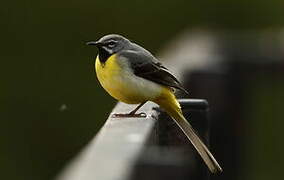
[119,50,189,94]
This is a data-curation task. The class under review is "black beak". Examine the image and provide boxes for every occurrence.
[86,41,102,46]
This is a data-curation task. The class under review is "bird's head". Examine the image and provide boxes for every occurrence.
[87,34,130,63]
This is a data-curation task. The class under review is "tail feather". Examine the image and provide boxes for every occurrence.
[172,110,223,173]
[154,89,222,173]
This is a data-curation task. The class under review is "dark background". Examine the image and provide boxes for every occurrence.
[1,0,284,180]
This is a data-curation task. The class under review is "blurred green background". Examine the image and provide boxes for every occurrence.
[1,0,284,180]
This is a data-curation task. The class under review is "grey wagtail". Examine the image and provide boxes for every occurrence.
[87,34,222,173]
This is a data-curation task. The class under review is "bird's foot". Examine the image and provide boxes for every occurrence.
[111,112,147,118]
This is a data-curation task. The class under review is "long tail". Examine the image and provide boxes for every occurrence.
[154,89,223,173]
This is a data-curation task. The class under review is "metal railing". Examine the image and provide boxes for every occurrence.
[57,99,210,180]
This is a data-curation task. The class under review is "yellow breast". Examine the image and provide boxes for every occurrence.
[95,54,121,89]
[95,54,163,104]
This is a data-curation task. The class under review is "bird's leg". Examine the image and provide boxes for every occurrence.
[128,102,146,115]
[112,102,147,118]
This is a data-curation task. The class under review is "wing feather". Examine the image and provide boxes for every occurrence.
[119,50,188,94]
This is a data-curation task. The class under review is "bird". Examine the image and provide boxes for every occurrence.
[87,34,222,173]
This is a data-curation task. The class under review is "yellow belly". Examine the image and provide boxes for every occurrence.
[95,54,163,104]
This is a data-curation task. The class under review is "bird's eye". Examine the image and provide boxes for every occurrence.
[107,41,116,48]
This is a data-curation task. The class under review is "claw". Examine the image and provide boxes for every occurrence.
[111,112,147,118]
